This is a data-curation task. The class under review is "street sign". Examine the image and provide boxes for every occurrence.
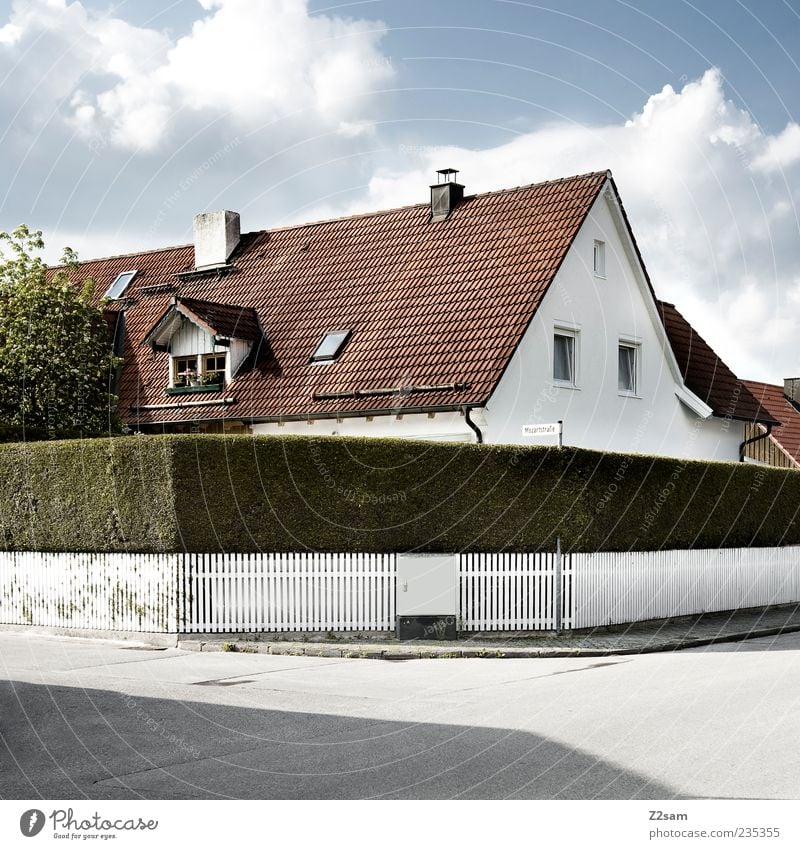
[522,423,558,436]
[522,421,563,448]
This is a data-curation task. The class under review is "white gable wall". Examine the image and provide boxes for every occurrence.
[171,319,217,358]
[482,186,744,461]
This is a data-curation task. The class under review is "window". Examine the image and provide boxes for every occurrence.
[618,343,638,394]
[311,330,351,362]
[104,270,136,299]
[593,240,606,277]
[174,356,198,387]
[553,331,576,385]
[203,353,226,384]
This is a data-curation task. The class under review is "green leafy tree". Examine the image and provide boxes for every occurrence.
[0,225,122,439]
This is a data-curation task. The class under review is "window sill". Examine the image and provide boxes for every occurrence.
[165,383,223,396]
[618,390,641,399]
[551,380,579,390]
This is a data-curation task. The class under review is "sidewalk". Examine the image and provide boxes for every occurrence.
[179,603,800,659]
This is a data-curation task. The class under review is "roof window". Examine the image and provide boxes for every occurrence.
[104,270,137,299]
[311,330,351,362]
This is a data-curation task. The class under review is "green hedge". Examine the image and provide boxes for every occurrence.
[1,434,799,553]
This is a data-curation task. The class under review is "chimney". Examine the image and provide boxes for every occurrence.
[430,168,464,222]
[784,378,800,406]
[193,210,240,269]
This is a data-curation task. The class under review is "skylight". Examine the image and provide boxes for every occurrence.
[311,330,351,362]
[104,270,137,299]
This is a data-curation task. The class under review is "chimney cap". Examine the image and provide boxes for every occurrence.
[435,167,460,184]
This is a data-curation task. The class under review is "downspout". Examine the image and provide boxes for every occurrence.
[739,422,773,463]
[464,406,483,444]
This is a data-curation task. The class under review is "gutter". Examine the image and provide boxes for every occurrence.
[739,422,773,463]
[464,406,484,444]
[127,402,480,428]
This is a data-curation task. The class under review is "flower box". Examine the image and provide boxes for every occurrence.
[165,383,222,396]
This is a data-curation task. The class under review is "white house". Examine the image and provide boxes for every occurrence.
[66,169,776,461]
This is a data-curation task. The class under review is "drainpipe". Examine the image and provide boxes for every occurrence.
[739,423,773,463]
[464,406,483,444]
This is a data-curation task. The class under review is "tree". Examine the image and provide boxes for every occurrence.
[0,225,122,440]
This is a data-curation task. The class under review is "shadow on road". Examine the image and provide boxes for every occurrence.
[0,678,682,800]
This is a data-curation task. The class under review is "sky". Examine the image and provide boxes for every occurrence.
[0,0,799,383]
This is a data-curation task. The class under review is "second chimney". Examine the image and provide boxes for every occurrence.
[430,168,464,222]
[785,378,800,406]
[193,210,240,269]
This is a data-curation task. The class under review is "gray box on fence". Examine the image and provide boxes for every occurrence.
[396,553,458,616]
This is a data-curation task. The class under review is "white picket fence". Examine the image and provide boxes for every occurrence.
[1,546,799,635]
[572,546,800,629]
[459,552,573,631]
[0,551,180,632]
[181,552,396,633]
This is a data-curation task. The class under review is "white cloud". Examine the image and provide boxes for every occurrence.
[0,0,392,151]
[751,122,800,173]
[307,69,800,384]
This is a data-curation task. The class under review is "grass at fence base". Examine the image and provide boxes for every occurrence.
[0,433,798,553]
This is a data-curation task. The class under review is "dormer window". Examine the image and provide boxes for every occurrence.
[142,296,263,396]
[104,270,136,299]
[311,330,351,363]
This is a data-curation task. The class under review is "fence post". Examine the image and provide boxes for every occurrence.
[555,537,562,635]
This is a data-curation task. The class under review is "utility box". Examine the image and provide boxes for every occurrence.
[396,553,458,640]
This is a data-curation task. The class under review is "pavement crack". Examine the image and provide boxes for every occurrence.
[188,658,348,686]
[436,659,632,695]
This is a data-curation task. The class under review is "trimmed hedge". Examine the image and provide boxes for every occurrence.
[1,434,799,553]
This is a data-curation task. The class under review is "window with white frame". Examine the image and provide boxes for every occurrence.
[553,329,577,385]
[104,270,136,299]
[618,342,639,394]
[593,240,606,277]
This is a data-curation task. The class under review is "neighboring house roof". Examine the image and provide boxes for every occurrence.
[742,380,800,464]
[657,301,778,425]
[57,171,609,425]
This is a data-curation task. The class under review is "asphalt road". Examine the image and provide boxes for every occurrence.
[2,630,800,800]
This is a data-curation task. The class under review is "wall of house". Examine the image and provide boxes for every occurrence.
[252,410,474,441]
[482,188,745,461]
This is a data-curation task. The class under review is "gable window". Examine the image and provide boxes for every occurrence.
[203,353,226,385]
[618,343,639,394]
[174,356,198,387]
[593,240,606,277]
[311,330,351,363]
[553,330,577,386]
[104,270,136,299]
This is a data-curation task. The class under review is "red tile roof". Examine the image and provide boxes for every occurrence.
[742,381,800,464]
[657,301,778,425]
[56,172,609,425]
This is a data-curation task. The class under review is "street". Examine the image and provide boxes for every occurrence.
[1,631,799,800]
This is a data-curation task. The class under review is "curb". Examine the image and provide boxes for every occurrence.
[177,622,800,660]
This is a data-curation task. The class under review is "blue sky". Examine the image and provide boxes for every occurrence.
[1,0,799,382]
